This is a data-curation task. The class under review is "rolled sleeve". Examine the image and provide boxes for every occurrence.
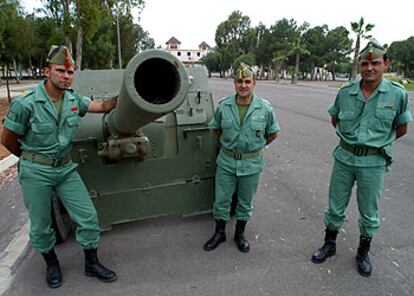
[395,110,412,127]
[266,108,280,135]
[328,93,340,118]
[395,93,412,126]
[77,94,91,117]
[208,108,221,130]
[3,118,26,135]
[3,99,29,135]
[328,102,338,118]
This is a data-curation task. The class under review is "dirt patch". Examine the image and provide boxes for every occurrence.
[0,165,17,186]
[0,80,39,161]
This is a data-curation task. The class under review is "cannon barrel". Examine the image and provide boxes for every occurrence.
[58,50,216,234]
[106,49,190,136]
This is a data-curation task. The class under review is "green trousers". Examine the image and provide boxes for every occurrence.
[324,159,386,238]
[19,159,100,253]
[213,165,260,221]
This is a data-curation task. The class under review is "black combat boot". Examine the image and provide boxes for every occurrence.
[203,219,226,251]
[41,248,62,288]
[84,248,117,282]
[356,236,372,277]
[311,228,338,263]
[234,220,250,253]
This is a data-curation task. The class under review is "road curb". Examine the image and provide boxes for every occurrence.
[0,223,30,296]
[0,155,18,174]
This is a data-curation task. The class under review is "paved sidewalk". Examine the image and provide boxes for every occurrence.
[0,155,18,174]
[0,223,29,296]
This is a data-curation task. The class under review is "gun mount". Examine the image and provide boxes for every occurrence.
[52,50,216,237]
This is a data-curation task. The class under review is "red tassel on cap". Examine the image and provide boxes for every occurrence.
[64,48,72,68]
[368,50,373,61]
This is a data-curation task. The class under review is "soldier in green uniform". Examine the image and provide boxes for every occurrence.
[203,63,280,253]
[311,40,412,276]
[1,45,118,288]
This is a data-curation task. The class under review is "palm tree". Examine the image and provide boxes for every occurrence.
[272,50,288,83]
[289,38,310,84]
[350,17,374,81]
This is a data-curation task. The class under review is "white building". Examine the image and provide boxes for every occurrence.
[165,37,211,65]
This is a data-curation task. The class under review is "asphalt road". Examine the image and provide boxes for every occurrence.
[2,78,414,296]
[0,170,26,255]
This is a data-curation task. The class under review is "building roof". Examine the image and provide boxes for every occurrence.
[166,37,181,45]
[198,41,211,49]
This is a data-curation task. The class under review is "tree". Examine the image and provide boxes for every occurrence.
[110,0,145,68]
[287,22,309,84]
[116,13,151,67]
[74,0,101,70]
[215,10,251,49]
[201,51,221,77]
[289,37,309,84]
[388,37,414,78]
[324,26,352,80]
[82,8,115,69]
[0,0,20,99]
[0,0,17,52]
[302,25,329,80]
[350,17,374,81]
[136,27,155,52]
[41,0,145,70]
[25,15,66,72]
[267,18,301,81]
[272,50,288,82]
[0,0,32,98]
[214,11,254,75]
[254,22,272,75]
[40,0,73,51]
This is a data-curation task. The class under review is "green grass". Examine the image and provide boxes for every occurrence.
[329,82,346,88]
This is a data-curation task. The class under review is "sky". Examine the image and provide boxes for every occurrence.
[22,0,413,49]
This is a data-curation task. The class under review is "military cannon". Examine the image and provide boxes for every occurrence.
[52,50,216,239]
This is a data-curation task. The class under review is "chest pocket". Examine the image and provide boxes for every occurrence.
[29,122,55,147]
[338,111,356,133]
[251,121,266,136]
[221,119,232,129]
[66,115,80,126]
[65,115,81,142]
[221,119,235,143]
[374,109,396,133]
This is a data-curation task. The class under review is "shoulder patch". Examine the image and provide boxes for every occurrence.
[6,111,17,121]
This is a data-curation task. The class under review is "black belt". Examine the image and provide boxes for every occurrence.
[21,151,71,167]
[221,147,262,160]
[339,140,382,156]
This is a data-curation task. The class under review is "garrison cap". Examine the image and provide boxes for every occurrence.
[359,39,387,61]
[46,45,75,68]
[235,63,255,80]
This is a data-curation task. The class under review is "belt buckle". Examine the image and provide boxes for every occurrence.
[52,158,62,167]
[353,147,367,156]
[233,152,242,160]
